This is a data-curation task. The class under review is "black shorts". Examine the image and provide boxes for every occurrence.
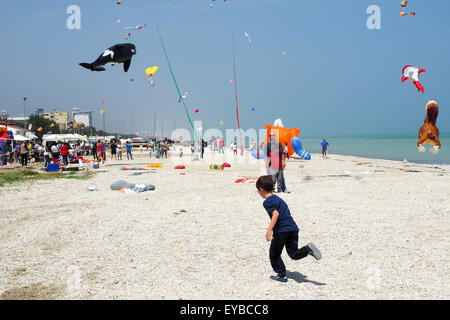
[111,150,117,155]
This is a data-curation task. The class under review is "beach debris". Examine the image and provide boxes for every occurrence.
[88,186,98,191]
[180,209,187,213]
[110,179,155,193]
[79,43,136,73]
[343,171,352,176]
[210,164,224,170]
[418,100,441,153]
[120,167,152,171]
[401,65,426,93]
[235,178,258,184]
[175,165,186,169]
[146,163,164,168]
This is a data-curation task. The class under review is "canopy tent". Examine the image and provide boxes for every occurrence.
[25,132,38,140]
[43,134,88,145]
[13,134,29,142]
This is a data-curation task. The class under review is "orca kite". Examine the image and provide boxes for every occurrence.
[79,43,136,72]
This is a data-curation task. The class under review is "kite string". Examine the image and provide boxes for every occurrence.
[156,25,198,142]
[232,33,243,151]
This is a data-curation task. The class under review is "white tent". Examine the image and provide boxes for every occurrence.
[25,132,38,140]
[43,134,88,145]
[13,134,29,142]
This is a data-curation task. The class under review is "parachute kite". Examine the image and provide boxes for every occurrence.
[244,32,252,44]
[145,66,158,87]
[401,65,426,93]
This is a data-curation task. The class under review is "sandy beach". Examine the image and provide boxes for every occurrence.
[0,149,449,300]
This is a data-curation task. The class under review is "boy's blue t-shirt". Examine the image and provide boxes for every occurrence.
[125,143,132,151]
[321,141,329,150]
[263,195,299,234]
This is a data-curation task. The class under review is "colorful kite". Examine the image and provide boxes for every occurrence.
[145,66,159,86]
[401,65,426,93]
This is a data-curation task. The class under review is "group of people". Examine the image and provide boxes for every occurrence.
[0,140,92,167]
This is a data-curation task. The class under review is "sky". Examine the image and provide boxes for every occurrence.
[0,0,449,137]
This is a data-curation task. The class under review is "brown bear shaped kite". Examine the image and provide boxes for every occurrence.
[418,99,440,153]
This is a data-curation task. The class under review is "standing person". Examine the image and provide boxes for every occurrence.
[96,140,104,164]
[43,144,50,168]
[284,143,289,160]
[51,143,60,162]
[219,137,224,154]
[117,142,122,160]
[110,140,117,161]
[201,139,205,159]
[149,144,153,159]
[139,145,143,154]
[60,142,69,166]
[321,138,329,159]
[191,143,195,154]
[264,132,288,193]
[256,175,322,282]
[20,142,29,166]
[233,142,238,155]
[92,141,97,160]
[125,141,133,160]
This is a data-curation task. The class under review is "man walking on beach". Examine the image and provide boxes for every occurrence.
[321,138,329,159]
[125,141,133,160]
[264,132,289,193]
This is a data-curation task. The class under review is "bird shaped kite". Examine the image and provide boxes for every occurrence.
[401,65,426,93]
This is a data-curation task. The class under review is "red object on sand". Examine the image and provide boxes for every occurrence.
[222,162,231,168]
[175,165,186,169]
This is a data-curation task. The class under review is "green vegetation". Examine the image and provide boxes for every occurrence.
[0,170,94,188]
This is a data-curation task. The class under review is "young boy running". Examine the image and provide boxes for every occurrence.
[256,175,322,282]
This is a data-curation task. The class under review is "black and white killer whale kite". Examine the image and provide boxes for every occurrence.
[79,43,136,72]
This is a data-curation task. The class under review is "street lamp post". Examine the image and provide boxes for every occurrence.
[23,97,27,122]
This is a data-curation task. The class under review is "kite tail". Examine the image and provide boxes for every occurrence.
[232,33,243,152]
[156,25,198,141]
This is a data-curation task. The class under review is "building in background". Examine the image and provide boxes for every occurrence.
[35,108,45,117]
[44,111,69,130]
[72,107,93,127]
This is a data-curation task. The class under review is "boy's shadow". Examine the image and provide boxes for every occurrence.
[286,271,326,286]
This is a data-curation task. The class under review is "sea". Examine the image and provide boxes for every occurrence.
[299,133,450,166]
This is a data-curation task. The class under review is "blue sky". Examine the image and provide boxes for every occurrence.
[0,0,448,137]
